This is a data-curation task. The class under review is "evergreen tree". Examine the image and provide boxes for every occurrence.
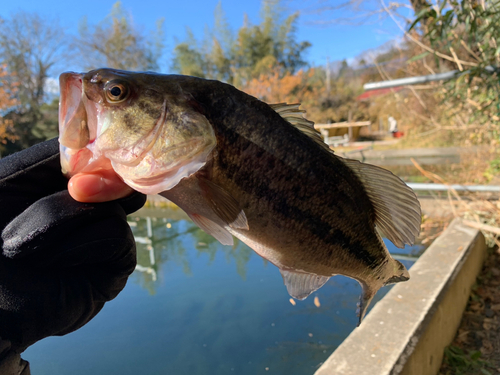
[172,0,310,85]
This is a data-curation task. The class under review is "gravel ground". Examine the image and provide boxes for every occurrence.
[439,245,500,375]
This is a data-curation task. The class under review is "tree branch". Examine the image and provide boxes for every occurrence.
[380,0,478,68]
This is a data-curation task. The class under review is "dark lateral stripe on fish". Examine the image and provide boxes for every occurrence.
[213,127,380,269]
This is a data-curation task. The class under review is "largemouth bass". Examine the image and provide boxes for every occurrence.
[59,68,421,324]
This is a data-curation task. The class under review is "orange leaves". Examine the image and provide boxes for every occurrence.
[241,68,316,105]
[0,64,18,109]
[0,64,20,145]
[0,120,18,145]
[239,67,364,126]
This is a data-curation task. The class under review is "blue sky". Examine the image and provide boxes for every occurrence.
[1,0,411,74]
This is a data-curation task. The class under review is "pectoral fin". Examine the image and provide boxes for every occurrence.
[199,178,249,230]
[279,269,330,300]
[188,213,234,246]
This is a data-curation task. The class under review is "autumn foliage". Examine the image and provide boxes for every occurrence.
[242,68,315,104]
[0,64,19,146]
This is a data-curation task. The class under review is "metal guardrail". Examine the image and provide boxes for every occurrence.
[363,66,497,91]
[315,121,371,129]
[407,183,500,193]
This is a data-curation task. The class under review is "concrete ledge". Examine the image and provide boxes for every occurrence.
[315,218,487,375]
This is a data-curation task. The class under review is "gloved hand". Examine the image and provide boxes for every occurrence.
[0,138,146,356]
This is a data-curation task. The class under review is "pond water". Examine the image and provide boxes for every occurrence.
[24,211,425,375]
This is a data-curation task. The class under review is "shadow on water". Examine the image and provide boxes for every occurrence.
[24,207,425,375]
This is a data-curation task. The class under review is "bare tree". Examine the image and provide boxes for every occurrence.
[300,0,425,29]
[75,2,164,71]
[0,12,68,111]
[0,12,70,150]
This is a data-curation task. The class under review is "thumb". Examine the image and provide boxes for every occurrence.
[68,169,134,203]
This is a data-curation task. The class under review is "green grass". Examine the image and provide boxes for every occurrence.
[441,345,495,375]
[484,158,500,182]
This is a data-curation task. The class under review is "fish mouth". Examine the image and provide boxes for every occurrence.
[58,72,99,176]
[60,145,93,176]
[59,73,87,149]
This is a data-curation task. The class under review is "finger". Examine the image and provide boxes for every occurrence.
[68,169,134,202]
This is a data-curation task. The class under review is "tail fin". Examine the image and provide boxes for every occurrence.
[356,281,376,326]
[356,259,409,326]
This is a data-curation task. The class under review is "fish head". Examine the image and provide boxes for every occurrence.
[58,68,216,194]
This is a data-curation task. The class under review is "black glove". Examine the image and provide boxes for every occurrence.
[0,138,146,355]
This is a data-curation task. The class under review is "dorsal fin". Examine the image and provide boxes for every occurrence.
[341,158,421,248]
[269,103,310,125]
[269,102,332,153]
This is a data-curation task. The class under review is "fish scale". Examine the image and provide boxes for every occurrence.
[211,124,379,268]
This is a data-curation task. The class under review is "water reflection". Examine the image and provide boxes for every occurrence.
[129,216,254,294]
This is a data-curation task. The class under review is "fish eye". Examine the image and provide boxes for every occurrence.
[110,86,122,96]
[105,81,130,103]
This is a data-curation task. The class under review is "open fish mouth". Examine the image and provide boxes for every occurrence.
[59,72,101,176]
[59,72,87,176]
[59,72,87,149]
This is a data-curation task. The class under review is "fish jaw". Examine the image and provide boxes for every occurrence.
[60,145,93,176]
[58,73,88,150]
[58,72,100,176]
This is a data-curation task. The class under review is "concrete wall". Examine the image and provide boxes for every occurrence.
[315,218,487,375]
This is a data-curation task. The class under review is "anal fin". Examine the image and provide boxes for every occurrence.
[188,213,234,246]
[279,269,330,300]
